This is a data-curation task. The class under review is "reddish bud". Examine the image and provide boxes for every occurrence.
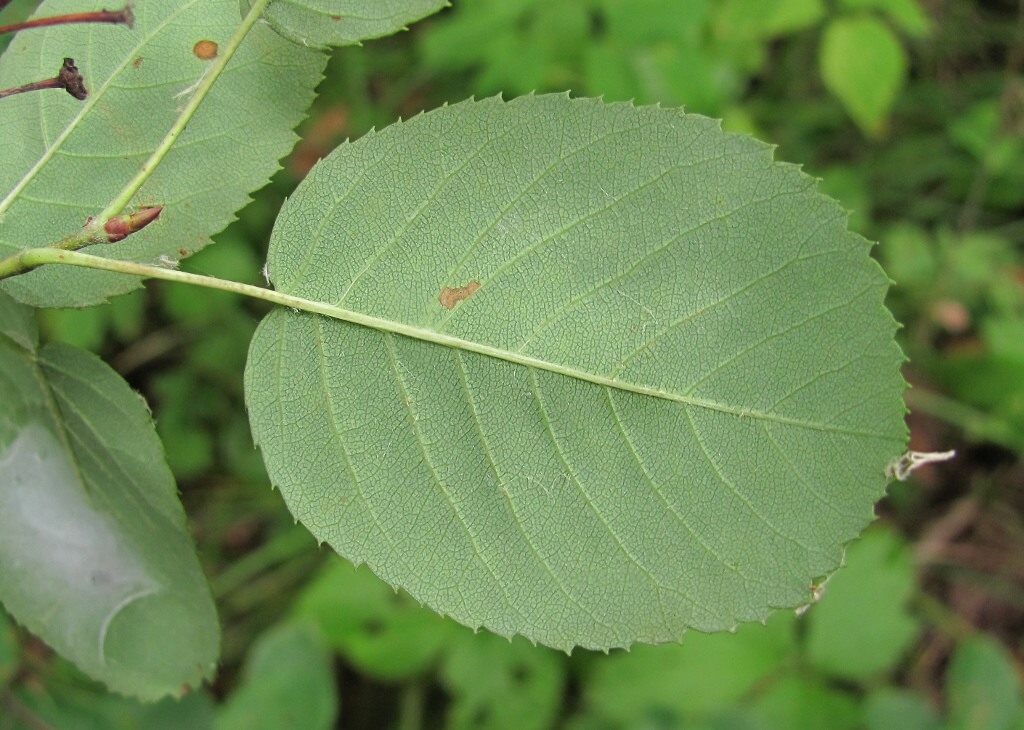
[104,206,163,242]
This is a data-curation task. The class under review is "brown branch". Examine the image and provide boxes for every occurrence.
[0,58,87,101]
[0,5,133,35]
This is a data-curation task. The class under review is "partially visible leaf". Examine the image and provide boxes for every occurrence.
[253,0,449,49]
[0,608,15,687]
[291,558,455,680]
[863,689,942,730]
[714,0,825,39]
[819,15,907,137]
[440,631,565,730]
[946,636,1024,730]
[0,0,326,308]
[750,675,862,730]
[805,525,919,680]
[13,674,216,730]
[583,613,795,722]
[0,290,219,699]
[838,0,932,37]
[245,94,907,650]
[215,622,337,730]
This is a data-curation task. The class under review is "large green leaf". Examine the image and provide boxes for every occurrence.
[0,0,325,308]
[252,0,449,49]
[0,290,219,699]
[244,94,907,650]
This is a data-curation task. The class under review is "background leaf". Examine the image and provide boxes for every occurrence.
[946,635,1024,730]
[0,290,219,699]
[245,94,907,650]
[582,614,794,722]
[252,0,449,49]
[214,622,337,730]
[819,15,908,137]
[0,0,325,308]
[440,631,565,730]
[805,525,919,680]
[291,558,455,680]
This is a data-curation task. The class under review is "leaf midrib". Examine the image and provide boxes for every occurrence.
[274,291,896,441]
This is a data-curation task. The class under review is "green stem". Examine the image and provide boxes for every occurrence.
[99,0,272,220]
[8,247,905,438]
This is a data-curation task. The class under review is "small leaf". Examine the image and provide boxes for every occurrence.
[838,0,932,37]
[215,622,337,730]
[0,290,219,699]
[252,0,449,49]
[863,689,942,730]
[805,525,919,680]
[820,15,908,137]
[440,632,565,730]
[291,558,455,680]
[584,615,795,722]
[750,675,862,730]
[245,94,907,651]
[0,0,326,308]
[946,636,1024,730]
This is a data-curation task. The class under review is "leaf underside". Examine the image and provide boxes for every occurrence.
[254,0,450,49]
[245,94,908,651]
[0,291,218,699]
[0,0,326,308]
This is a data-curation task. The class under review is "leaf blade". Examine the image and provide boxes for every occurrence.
[0,291,219,699]
[246,95,907,650]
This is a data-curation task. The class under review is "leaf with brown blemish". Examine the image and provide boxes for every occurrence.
[246,94,908,652]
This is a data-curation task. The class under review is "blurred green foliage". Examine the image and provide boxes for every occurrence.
[4,0,1024,727]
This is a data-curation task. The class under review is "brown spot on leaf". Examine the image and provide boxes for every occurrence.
[132,57,143,69]
[193,40,218,60]
[439,280,480,309]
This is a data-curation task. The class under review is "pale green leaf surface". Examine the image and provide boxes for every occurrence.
[819,16,907,137]
[252,0,449,49]
[244,94,907,650]
[0,0,325,308]
[0,290,219,699]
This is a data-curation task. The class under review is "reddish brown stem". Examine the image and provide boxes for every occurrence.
[0,5,133,35]
[0,58,87,101]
